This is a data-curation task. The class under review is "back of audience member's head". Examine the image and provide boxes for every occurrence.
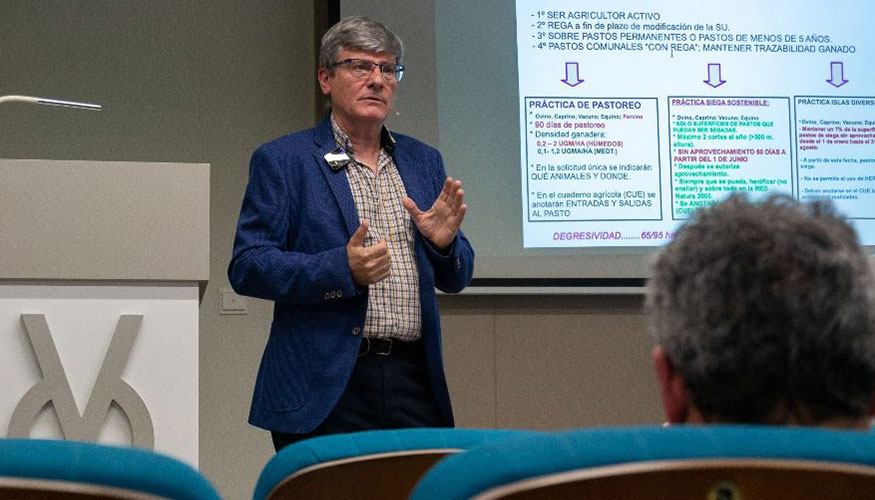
[647,193,875,429]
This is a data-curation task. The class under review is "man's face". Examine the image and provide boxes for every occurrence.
[318,49,398,130]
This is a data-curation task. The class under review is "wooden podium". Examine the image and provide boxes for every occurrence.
[0,159,209,467]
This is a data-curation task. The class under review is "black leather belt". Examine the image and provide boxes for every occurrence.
[358,337,420,357]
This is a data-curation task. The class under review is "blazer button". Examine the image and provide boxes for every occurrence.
[323,292,330,300]
[352,326,361,336]
[337,289,343,298]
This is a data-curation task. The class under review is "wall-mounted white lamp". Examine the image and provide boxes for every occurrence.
[0,95,101,110]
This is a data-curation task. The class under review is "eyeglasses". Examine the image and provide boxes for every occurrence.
[330,58,405,82]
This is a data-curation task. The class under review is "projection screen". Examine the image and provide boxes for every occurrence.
[341,0,875,291]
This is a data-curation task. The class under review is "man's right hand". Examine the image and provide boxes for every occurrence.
[347,220,391,286]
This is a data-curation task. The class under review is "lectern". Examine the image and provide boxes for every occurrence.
[0,159,209,467]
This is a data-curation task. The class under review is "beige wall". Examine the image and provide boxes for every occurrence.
[441,295,662,431]
[1,3,663,500]
[1,2,314,499]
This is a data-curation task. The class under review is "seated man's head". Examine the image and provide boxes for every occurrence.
[647,194,875,429]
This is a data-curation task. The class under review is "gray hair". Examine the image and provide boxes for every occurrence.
[319,16,404,70]
[646,193,875,424]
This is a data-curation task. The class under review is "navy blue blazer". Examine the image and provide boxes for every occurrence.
[228,117,475,433]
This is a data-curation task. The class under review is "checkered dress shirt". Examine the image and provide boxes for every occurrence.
[332,118,422,341]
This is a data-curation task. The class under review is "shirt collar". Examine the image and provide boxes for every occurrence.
[330,115,397,156]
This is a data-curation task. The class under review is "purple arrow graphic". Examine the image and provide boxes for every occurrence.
[561,62,584,87]
[827,61,849,88]
[704,63,726,88]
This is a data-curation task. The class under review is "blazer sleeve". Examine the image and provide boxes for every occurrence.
[227,146,361,304]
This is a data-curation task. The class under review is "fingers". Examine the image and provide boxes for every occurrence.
[448,185,464,214]
[401,196,421,218]
[347,237,391,286]
[360,241,392,284]
[366,241,391,281]
[438,177,453,203]
[456,203,468,224]
[348,220,369,247]
[441,177,464,212]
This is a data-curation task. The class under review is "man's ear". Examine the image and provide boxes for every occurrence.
[317,68,332,96]
[653,345,691,424]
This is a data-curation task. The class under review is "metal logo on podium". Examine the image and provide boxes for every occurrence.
[7,313,155,448]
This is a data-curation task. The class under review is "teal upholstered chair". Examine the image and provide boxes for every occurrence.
[410,425,875,500]
[252,428,538,500]
[0,438,220,500]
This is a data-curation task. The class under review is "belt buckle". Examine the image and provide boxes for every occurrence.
[357,337,370,357]
[374,338,392,356]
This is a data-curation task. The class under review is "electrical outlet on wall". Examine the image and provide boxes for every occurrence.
[220,289,248,315]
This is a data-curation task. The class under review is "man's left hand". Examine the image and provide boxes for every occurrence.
[402,177,467,251]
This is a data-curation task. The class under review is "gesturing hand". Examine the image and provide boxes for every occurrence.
[401,177,467,251]
[347,220,391,286]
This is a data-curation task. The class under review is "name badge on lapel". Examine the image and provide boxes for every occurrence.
[324,147,351,171]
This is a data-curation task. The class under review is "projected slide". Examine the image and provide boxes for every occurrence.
[516,0,875,248]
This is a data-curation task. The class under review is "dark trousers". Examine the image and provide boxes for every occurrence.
[271,338,444,452]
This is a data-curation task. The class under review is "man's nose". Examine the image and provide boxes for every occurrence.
[366,66,384,87]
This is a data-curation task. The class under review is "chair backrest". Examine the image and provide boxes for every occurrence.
[468,458,875,500]
[0,438,221,500]
[409,425,875,500]
[252,428,538,500]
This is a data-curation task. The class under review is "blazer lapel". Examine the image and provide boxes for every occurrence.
[313,118,359,236]
[394,146,427,211]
